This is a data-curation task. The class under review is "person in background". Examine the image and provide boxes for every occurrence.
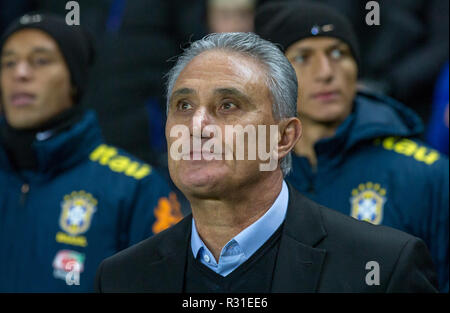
[0,13,181,292]
[255,1,449,292]
[256,0,449,126]
[37,0,208,218]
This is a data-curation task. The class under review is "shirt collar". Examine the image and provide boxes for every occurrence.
[191,180,289,259]
[191,218,205,259]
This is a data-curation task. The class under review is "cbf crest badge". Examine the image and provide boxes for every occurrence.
[59,191,97,236]
[350,182,386,225]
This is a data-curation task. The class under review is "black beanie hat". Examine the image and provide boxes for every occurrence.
[255,0,360,68]
[0,12,95,102]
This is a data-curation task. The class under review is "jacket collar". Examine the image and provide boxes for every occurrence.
[146,183,328,292]
[0,110,103,180]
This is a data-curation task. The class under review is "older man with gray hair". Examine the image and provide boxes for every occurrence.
[95,32,437,293]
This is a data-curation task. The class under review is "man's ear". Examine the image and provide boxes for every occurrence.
[277,117,302,160]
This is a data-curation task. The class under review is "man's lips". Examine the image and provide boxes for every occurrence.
[311,90,340,102]
[10,93,36,107]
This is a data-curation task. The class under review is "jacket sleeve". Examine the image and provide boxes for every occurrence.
[125,168,183,246]
[385,237,439,293]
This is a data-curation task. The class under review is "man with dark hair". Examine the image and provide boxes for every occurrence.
[95,32,437,293]
[255,1,449,292]
[0,13,181,292]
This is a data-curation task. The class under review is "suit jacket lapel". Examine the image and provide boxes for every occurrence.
[272,184,328,292]
[141,215,193,292]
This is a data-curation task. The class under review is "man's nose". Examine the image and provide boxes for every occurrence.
[191,107,214,138]
[13,61,33,81]
[314,54,334,83]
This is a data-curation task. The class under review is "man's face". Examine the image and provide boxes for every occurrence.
[285,37,357,125]
[1,29,73,129]
[166,50,277,198]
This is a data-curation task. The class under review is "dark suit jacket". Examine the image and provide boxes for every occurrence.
[95,185,438,292]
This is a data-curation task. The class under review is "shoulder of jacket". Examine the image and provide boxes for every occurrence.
[87,143,154,181]
[101,214,191,269]
[371,136,447,168]
[318,204,415,249]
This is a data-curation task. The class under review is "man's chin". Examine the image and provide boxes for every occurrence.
[4,110,46,130]
[174,168,228,198]
[5,117,42,130]
[303,102,350,124]
[182,174,221,190]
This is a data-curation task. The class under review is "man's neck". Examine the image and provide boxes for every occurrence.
[294,117,340,167]
[190,172,284,262]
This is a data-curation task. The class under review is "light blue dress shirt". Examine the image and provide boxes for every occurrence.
[191,181,289,277]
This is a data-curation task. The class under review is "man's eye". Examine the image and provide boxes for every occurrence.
[220,102,237,111]
[293,55,306,64]
[1,60,16,69]
[32,58,51,66]
[177,101,192,111]
[330,48,343,60]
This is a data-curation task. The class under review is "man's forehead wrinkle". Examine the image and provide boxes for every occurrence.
[214,87,246,96]
[186,49,265,80]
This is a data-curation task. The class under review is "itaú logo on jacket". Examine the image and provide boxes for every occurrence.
[89,144,152,180]
[350,182,386,225]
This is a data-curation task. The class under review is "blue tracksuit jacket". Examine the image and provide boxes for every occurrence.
[286,91,449,292]
[0,110,182,292]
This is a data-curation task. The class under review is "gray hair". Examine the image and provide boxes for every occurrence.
[165,32,298,176]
